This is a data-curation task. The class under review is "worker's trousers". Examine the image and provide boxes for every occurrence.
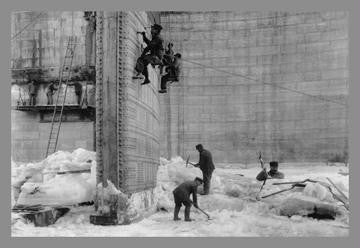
[202,171,213,195]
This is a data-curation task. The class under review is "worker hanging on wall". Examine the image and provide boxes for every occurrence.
[134,24,164,85]
[160,42,174,74]
[159,53,182,94]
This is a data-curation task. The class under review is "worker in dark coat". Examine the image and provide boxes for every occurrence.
[268,161,285,179]
[134,24,164,85]
[159,53,181,94]
[173,177,203,221]
[256,161,285,181]
[46,81,58,105]
[194,144,215,195]
[28,80,37,106]
[69,82,83,105]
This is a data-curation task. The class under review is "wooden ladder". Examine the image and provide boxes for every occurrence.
[45,36,77,157]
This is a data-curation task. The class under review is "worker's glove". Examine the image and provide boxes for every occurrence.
[141,31,146,36]
[193,203,199,208]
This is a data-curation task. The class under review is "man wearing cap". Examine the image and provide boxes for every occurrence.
[194,144,215,195]
[159,53,182,93]
[173,177,203,221]
[135,24,164,85]
[256,161,285,181]
[28,80,37,106]
[268,161,285,179]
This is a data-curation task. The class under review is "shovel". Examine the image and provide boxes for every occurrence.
[195,206,212,220]
[189,200,212,220]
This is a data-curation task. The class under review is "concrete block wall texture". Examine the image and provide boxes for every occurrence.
[11,11,97,162]
[159,11,349,164]
[11,111,94,162]
[95,11,160,195]
[11,11,90,79]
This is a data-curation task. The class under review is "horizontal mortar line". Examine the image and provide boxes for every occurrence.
[127,96,160,121]
[121,131,160,145]
[179,97,347,105]
[184,118,347,124]
[122,156,159,163]
[125,124,160,139]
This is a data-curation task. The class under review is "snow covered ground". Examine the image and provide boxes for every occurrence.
[11,151,349,237]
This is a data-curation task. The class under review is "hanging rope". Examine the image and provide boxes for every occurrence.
[180,58,348,107]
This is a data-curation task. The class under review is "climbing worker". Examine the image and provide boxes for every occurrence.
[160,42,174,74]
[28,80,37,106]
[134,24,164,85]
[158,53,181,94]
[46,81,58,105]
[173,177,203,221]
[268,161,285,179]
[193,144,215,195]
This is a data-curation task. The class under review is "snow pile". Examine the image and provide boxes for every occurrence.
[303,183,334,202]
[154,156,226,210]
[13,149,96,206]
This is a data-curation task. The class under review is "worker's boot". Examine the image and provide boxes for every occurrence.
[184,206,192,221]
[141,78,150,85]
[173,205,181,221]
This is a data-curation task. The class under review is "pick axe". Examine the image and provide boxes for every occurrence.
[186,155,196,167]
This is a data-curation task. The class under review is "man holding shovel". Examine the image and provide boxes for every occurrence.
[173,177,203,221]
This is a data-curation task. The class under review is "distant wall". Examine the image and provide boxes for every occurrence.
[11,111,94,162]
[11,11,92,81]
[11,11,96,162]
[159,11,349,163]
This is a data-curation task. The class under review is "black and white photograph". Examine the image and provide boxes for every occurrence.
[10,10,349,237]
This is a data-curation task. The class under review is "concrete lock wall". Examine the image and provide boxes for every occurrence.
[159,11,349,164]
[11,11,96,162]
[95,11,160,215]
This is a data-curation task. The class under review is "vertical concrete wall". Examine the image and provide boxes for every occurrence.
[11,11,96,162]
[11,111,94,162]
[160,11,349,163]
[95,11,160,198]
[11,11,89,79]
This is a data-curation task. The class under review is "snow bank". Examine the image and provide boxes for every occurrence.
[13,149,96,206]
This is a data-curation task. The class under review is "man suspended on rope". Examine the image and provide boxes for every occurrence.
[173,177,203,221]
[134,24,164,85]
[160,42,174,74]
[158,53,181,94]
[193,144,215,195]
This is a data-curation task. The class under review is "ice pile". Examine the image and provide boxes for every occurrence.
[13,148,96,206]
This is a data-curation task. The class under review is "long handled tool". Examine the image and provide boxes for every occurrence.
[189,200,212,220]
[261,183,306,199]
[195,206,212,220]
[186,155,196,167]
[272,179,319,186]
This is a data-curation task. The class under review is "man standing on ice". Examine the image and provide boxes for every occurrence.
[173,177,203,221]
[194,144,215,195]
